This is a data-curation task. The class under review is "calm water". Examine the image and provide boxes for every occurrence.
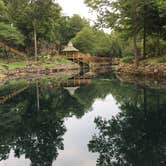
[0,73,165,166]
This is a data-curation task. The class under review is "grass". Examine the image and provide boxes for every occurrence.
[121,56,134,63]
[0,57,72,71]
[141,56,166,64]
[119,56,166,64]
[0,59,27,70]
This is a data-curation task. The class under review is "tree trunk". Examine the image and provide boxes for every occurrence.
[142,26,146,59]
[33,20,38,61]
[155,32,160,57]
[133,32,139,67]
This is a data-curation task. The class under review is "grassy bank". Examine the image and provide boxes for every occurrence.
[121,56,166,64]
[0,56,71,71]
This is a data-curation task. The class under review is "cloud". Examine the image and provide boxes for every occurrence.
[56,0,96,21]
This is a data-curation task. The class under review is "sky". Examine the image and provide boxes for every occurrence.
[55,0,110,33]
[56,0,97,22]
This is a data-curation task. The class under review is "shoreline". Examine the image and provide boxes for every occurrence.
[115,73,166,90]
[113,60,166,78]
[0,63,80,82]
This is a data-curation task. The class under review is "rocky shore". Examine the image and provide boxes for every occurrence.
[113,61,166,78]
[116,73,166,89]
[0,63,80,82]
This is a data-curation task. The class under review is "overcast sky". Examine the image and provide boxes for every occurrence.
[56,0,111,33]
[56,0,97,21]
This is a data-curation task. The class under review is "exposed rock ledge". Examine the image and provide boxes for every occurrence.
[113,62,166,78]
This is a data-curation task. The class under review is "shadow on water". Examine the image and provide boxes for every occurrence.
[0,71,165,165]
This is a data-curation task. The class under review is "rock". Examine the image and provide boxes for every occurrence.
[0,73,6,79]
[114,61,166,78]
[154,69,159,74]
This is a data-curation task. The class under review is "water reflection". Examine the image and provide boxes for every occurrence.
[0,73,165,166]
[0,81,87,165]
[88,83,166,166]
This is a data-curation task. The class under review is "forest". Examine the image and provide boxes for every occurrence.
[0,0,166,65]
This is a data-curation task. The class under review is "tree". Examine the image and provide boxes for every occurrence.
[72,27,96,54]
[140,0,165,58]
[6,0,61,60]
[85,0,144,65]
[94,31,111,56]
[0,22,24,45]
[28,0,61,60]
[0,0,7,21]
[85,0,166,63]
[57,14,89,51]
[0,0,24,46]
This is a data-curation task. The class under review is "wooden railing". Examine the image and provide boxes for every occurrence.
[58,53,112,65]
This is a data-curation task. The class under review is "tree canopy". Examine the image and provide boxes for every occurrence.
[0,0,165,61]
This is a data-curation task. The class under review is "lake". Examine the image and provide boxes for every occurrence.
[0,72,165,166]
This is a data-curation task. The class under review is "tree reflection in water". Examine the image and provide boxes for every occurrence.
[0,80,87,166]
[0,76,165,166]
[0,75,117,165]
[88,86,166,166]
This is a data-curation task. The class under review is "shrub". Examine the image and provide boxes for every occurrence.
[157,56,166,63]
[121,56,134,63]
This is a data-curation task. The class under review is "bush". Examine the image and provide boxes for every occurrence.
[121,56,134,63]
[157,56,166,63]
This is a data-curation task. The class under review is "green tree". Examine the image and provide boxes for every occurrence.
[57,14,89,51]
[0,0,8,21]
[72,27,96,54]
[94,31,112,56]
[85,0,166,63]
[0,23,24,45]
[0,0,24,47]
[6,0,61,60]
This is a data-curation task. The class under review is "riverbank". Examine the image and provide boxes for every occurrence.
[116,73,166,90]
[0,58,80,82]
[113,57,166,78]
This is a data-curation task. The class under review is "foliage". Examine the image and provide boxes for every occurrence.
[157,56,166,63]
[0,0,8,22]
[73,27,121,57]
[143,56,166,64]
[57,14,89,47]
[72,27,96,54]
[85,0,166,63]
[121,56,134,63]
[0,22,24,45]
[0,0,165,61]
[94,30,115,56]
